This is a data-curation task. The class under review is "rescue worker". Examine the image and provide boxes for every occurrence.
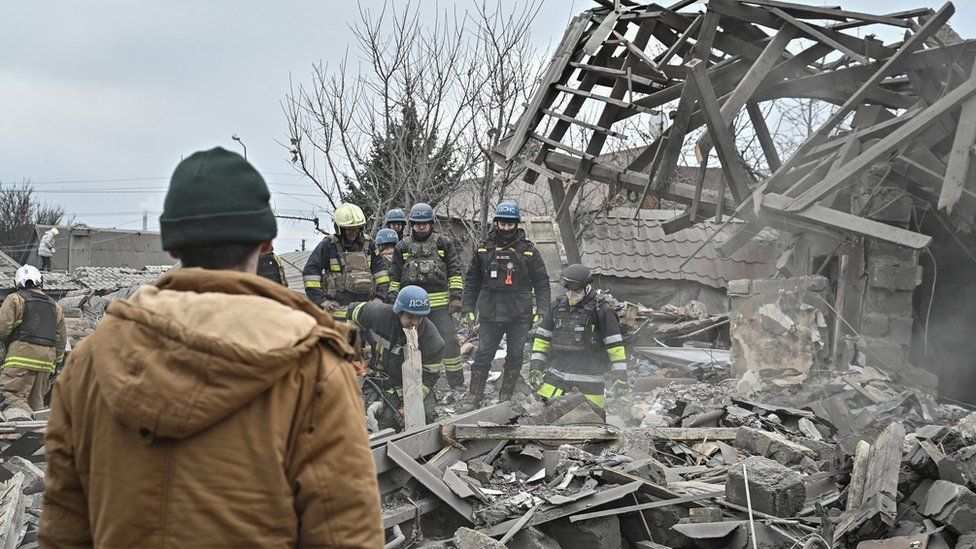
[529,264,628,409]
[0,265,66,419]
[374,228,399,270]
[37,227,59,271]
[387,203,465,389]
[384,208,408,241]
[348,285,444,431]
[302,203,389,321]
[459,201,549,412]
[40,146,382,547]
[256,245,288,287]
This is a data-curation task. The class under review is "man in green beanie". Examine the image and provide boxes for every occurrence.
[40,147,383,547]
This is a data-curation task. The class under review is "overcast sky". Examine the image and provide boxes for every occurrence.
[1,0,972,253]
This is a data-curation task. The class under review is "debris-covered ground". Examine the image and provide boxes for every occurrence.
[375,343,976,549]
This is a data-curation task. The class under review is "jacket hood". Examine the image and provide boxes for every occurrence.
[86,268,355,440]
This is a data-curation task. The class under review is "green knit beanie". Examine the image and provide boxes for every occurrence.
[160,147,278,251]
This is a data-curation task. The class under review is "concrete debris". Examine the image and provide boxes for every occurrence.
[726,456,805,517]
[920,480,976,535]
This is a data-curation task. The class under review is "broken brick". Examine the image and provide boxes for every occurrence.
[726,456,805,517]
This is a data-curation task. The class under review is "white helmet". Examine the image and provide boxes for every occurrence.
[50,227,60,235]
[15,265,42,289]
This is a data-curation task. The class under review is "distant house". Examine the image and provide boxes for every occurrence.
[21,224,176,271]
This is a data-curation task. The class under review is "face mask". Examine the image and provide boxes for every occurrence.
[566,286,588,306]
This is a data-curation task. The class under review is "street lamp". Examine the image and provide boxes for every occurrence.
[231,133,247,160]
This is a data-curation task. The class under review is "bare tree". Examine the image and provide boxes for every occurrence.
[0,182,71,261]
[283,0,546,242]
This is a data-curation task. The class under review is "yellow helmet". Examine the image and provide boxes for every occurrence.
[334,203,366,229]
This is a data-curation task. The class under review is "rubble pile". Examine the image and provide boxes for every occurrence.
[0,413,50,548]
[375,356,976,548]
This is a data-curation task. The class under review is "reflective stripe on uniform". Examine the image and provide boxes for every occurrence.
[604,334,623,345]
[530,352,547,362]
[330,309,348,321]
[437,250,445,257]
[3,355,55,373]
[535,327,552,338]
[423,362,443,374]
[531,338,550,353]
[537,383,605,408]
[389,281,401,292]
[448,275,463,290]
[303,275,323,289]
[429,291,450,308]
[607,345,626,363]
[442,356,464,373]
[612,362,627,372]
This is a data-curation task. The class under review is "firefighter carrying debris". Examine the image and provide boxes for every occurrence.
[303,203,390,321]
[348,285,444,431]
[530,264,629,408]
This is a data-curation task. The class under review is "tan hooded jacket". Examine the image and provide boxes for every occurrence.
[39,269,383,548]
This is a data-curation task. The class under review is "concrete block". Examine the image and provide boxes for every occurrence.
[864,289,914,316]
[726,456,805,517]
[726,279,751,296]
[467,460,494,484]
[622,458,668,486]
[689,506,722,523]
[859,338,906,369]
[920,480,976,535]
[864,190,914,223]
[868,263,921,291]
[866,239,918,263]
[540,515,620,549]
[734,427,816,466]
[887,316,914,344]
[860,314,890,338]
[2,457,43,495]
[453,527,505,549]
[507,527,560,549]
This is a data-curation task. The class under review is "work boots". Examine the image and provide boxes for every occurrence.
[458,369,488,413]
[446,369,466,391]
[498,369,521,401]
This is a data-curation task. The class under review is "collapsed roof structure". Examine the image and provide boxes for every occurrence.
[494,0,976,402]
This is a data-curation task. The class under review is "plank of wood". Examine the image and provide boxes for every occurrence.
[846,439,871,509]
[686,59,753,203]
[862,422,906,527]
[569,490,725,522]
[747,101,781,171]
[583,10,621,56]
[762,193,932,249]
[502,15,593,161]
[382,495,440,529]
[0,474,23,549]
[448,424,619,442]
[940,62,976,212]
[787,72,976,210]
[654,13,703,67]
[768,7,868,64]
[479,481,644,537]
[386,441,475,522]
[746,0,915,26]
[401,327,426,431]
[631,427,740,441]
[767,2,956,185]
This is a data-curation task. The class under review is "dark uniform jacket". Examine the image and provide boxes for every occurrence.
[462,229,550,322]
[348,301,444,390]
[256,253,288,287]
[387,232,463,309]
[531,290,627,385]
[302,235,389,306]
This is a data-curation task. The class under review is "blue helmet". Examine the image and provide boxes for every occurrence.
[393,285,431,315]
[494,200,521,222]
[375,228,398,246]
[385,208,407,224]
[409,203,436,223]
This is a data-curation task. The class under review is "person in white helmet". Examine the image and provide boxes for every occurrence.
[37,227,59,272]
[0,265,66,419]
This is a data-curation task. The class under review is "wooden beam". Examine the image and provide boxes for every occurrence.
[747,101,781,171]
[401,327,425,431]
[788,72,976,210]
[686,59,753,203]
[447,424,619,442]
[386,441,475,522]
[769,7,868,65]
[697,25,796,154]
[762,194,932,249]
[767,2,956,185]
[940,62,976,212]
[502,14,592,161]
